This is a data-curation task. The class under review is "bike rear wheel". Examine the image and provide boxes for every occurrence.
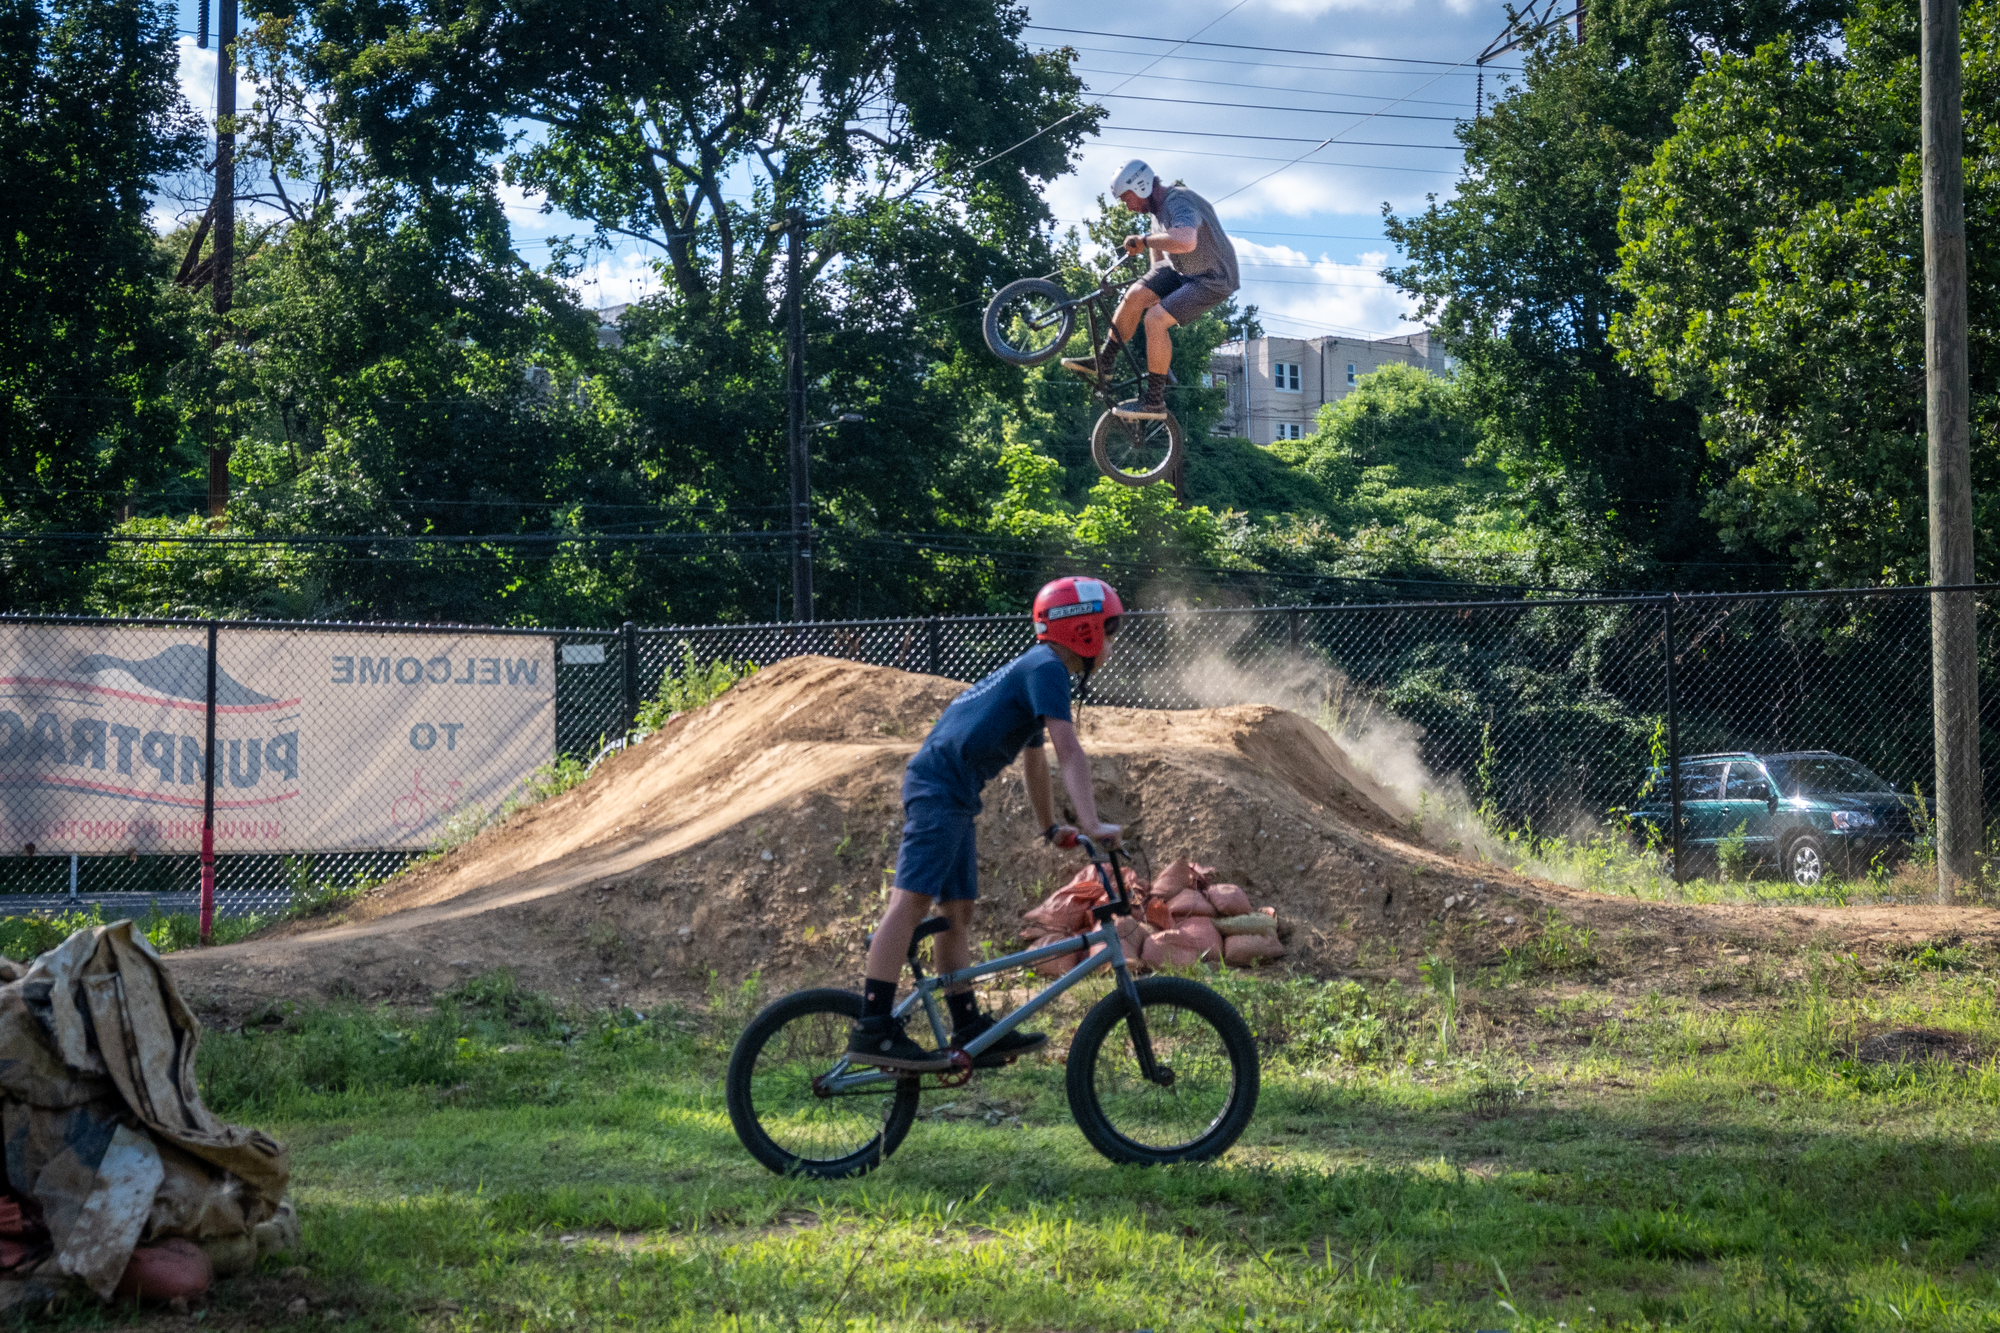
[983,278,1075,366]
[1091,408,1183,487]
[1066,976,1259,1165]
[726,988,921,1178]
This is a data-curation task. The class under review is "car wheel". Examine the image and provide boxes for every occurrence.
[1786,833,1826,886]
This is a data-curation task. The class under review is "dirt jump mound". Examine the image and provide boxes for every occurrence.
[164,656,1540,1012]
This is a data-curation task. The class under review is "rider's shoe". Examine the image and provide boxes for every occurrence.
[951,1011,1049,1068]
[1060,339,1123,382]
[847,1015,950,1071]
[1113,372,1171,420]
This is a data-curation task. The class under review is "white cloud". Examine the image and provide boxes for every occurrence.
[1232,240,1417,338]
[567,247,664,310]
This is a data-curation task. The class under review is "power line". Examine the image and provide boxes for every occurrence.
[1051,43,1487,80]
[1071,65,1470,109]
[1096,91,1463,124]
[1029,25,1521,71]
[1098,126,1459,149]
[1087,138,1457,175]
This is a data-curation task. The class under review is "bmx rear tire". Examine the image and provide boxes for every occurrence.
[1091,408,1184,487]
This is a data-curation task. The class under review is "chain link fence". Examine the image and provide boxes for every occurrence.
[2,586,1993,917]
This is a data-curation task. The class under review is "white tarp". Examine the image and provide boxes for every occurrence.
[0,627,555,853]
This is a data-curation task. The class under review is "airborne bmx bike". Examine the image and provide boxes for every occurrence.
[725,834,1259,1177]
[981,258,1186,488]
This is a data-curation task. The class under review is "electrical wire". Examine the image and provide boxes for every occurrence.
[1028,26,1520,71]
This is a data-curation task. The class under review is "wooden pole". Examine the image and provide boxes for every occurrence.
[1922,0,1978,899]
[785,211,812,623]
[208,0,237,519]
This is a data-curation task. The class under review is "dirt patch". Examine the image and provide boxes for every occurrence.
[160,657,2000,1017]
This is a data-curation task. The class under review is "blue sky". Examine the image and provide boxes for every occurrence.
[169,0,1517,339]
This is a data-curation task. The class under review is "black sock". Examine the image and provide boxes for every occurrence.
[946,991,979,1028]
[862,978,897,1019]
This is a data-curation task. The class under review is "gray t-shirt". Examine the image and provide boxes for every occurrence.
[1152,186,1240,291]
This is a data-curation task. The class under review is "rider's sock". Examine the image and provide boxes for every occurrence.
[946,991,979,1028]
[861,977,897,1019]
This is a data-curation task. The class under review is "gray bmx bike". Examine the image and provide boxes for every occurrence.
[725,835,1259,1177]
[981,257,1186,488]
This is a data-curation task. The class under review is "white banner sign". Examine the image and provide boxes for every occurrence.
[0,627,555,853]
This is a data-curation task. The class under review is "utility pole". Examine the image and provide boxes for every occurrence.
[209,0,238,518]
[1923,0,1978,899]
[782,211,829,622]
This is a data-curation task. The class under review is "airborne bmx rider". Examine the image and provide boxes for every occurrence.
[848,576,1126,1072]
[1061,159,1242,423]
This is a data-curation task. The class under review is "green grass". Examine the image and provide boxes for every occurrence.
[150,947,2000,1331]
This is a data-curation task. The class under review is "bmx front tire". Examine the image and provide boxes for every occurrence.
[983,277,1075,367]
[1065,976,1259,1166]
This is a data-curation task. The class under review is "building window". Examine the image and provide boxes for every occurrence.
[1201,371,1224,389]
[1274,362,1301,392]
[1346,363,1357,385]
[1275,422,1304,440]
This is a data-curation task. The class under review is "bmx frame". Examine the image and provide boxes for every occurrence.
[816,841,1162,1095]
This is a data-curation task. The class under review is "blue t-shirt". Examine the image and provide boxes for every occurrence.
[902,645,1074,812]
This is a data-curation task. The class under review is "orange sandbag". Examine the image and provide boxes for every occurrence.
[1152,858,1195,900]
[1224,933,1286,967]
[1166,887,1215,919]
[1146,917,1223,966]
[1206,883,1252,916]
[1022,879,1108,934]
[1190,863,1220,891]
[1033,944,1086,977]
[115,1239,213,1305]
[1088,916,1153,971]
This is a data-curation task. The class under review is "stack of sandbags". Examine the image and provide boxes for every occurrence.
[1015,857,1286,973]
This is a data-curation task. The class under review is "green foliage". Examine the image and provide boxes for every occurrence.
[0,906,107,961]
[632,647,758,734]
[1719,819,1756,882]
[1386,0,1847,586]
[1613,0,2000,585]
[0,0,202,604]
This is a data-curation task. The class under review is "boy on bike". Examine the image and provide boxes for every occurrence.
[848,576,1126,1071]
[1062,159,1241,422]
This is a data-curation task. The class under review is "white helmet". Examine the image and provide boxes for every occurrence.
[1109,159,1156,201]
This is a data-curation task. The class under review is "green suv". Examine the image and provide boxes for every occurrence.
[1629,751,1927,885]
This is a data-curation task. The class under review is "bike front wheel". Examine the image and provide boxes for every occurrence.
[1066,976,1259,1166]
[983,277,1075,366]
[726,988,921,1178]
[1091,408,1183,487]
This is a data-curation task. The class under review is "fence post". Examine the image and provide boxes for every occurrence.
[1661,600,1684,886]
[620,622,639,740]
[926,617,941,677]
[200,620,218,943]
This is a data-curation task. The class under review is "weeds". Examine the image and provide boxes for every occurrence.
[632,644,758,735]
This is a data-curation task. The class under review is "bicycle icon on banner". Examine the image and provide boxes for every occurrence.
[390,767,465,831]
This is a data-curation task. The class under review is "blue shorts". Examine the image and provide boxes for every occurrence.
[893,800,979,902]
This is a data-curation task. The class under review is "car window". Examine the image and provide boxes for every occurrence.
[1765,757,1894,796]
[1676,763,1725,801]
[1724,765,1771,799]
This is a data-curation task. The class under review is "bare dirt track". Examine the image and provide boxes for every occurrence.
[162,657,2000,1016]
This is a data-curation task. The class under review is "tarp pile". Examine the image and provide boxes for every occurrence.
[1017,857,1285,975]
[0,921,295,1312]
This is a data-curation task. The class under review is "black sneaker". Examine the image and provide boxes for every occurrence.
[1113,372,1170,420]
[847,1016,950,1071]
[1060,341,1122,382]
[952,1011,1049,1068]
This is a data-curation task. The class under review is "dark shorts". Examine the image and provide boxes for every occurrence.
[1138,266,1236,325]
[893,800,979,902]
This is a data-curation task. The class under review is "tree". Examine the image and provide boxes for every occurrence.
[1384,0,1848,586]
[1612,0,1999,584]
[0,0,200,605]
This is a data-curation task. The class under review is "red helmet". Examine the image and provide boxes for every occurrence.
[1032,577,1124,659]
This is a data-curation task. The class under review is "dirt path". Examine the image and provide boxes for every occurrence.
[161,657,2000,1016]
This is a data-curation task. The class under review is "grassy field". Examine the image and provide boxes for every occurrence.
[122,924,2000,1333]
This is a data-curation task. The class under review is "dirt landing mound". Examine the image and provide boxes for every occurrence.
[166,656,1552,1012]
